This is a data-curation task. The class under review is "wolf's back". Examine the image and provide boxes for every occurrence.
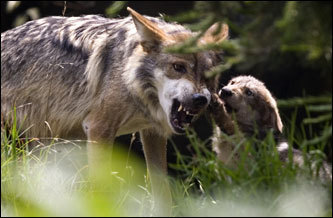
[1,14,192,138]
[1,15,134,138]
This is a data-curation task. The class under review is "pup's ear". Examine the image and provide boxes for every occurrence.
[200,23,229,45]
[127,7,170,51]
[262,104,283,133]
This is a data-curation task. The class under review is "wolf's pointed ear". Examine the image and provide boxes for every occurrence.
[200,23,229,45]
[127,7,170,51]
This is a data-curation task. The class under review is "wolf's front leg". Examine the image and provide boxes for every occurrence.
[86,140,115,181]
[140,128,172,216]
[83,114,118,181]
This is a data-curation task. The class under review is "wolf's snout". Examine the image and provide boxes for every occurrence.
[220,88,233,98]
[192,93,208,108]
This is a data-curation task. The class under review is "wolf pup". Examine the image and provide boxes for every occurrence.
[210,75,331,180]
[1,7,228,214]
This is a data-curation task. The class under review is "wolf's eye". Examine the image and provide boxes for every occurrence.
[173,63,187,73]
[245,89,253,96]
[230,81,235,85]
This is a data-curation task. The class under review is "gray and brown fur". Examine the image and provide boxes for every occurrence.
[210,76,331,180]
[1,9,228,139]
[1,8,229,215]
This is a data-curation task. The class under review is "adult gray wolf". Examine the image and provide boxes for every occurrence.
[210,75,331,180]
[1,7,229,215]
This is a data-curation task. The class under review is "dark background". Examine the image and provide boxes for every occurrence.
[2,1,332,171]
[1,1,195,32]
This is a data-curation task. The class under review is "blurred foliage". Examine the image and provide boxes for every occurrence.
[1,136,152,216]
[105,1,128,18]
[166,1,332,97]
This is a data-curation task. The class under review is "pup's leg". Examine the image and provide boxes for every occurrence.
[140,128,172,216]
[210,93,241,167]
[210,93,234,135]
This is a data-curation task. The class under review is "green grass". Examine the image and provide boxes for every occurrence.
[1,97,332,216]
[169,128,331,216]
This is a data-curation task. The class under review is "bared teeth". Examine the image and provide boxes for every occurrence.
[178,104,183,112]
[186,110,189,115]
[218,89,222,96]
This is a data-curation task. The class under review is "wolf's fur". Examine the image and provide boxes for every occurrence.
[1,8,228,214]
[1,10,228,138]
[210,76,331,180]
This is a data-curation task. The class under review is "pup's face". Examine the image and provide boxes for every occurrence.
[128,8,228,135]
[218,76,283,133]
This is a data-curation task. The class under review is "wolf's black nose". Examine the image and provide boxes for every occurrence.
[220,88,233,98]
[192,93,208,108]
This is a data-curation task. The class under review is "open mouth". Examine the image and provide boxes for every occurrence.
[170,99,200,134]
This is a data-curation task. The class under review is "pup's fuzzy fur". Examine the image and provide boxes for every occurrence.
[210,75,331,180]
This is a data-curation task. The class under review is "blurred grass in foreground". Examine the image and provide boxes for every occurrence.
[1,96,332,216]
[1,127,151,216]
